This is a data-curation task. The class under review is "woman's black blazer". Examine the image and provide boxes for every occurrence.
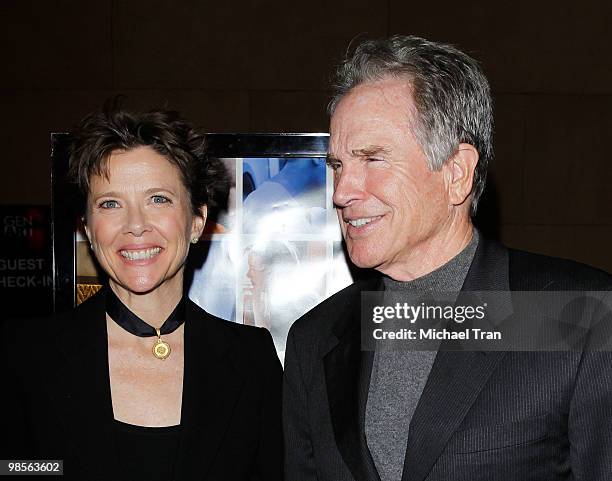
[1,289,283,481]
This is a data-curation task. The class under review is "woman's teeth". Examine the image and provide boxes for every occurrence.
[120,247,161,260]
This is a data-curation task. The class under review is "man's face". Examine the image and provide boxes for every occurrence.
[328,77,452,277]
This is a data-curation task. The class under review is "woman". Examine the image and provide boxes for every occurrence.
[2,105,283,480]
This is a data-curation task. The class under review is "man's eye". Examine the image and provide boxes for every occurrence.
[99,200,119,209]
[152,195,171,204]
[326,160,342,171]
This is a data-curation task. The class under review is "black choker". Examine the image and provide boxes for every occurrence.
[105,288,185,360]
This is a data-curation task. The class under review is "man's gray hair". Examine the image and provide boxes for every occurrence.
[328,35,493,216]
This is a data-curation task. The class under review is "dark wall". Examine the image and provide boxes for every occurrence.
[2,0,611,271]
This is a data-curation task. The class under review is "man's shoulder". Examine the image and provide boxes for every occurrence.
[508,247,612,291]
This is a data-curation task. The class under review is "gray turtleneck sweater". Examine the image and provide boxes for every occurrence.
[365,232,479,481]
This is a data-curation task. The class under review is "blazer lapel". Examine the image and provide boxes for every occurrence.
[174,301,245,481]
[400,238,511,481]
[400,350,507,481]
[324,277,382,481]
[56,289,120,479]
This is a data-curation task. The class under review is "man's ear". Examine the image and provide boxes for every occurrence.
[444,143,479,207]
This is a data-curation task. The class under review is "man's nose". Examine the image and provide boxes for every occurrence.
[332,164,365,208]
[124,205,151,237]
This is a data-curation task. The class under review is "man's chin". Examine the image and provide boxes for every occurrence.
[346,248,384,271]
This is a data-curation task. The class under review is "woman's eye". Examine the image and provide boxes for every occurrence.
[99,200,119,209]
[152,195,170,204]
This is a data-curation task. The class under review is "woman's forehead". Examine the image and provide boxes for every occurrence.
[89,147,183,191]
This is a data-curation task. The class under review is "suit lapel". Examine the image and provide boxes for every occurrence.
[56,289,120,479]
[400,238,511,481]
[324,277,382,481]
[400,350,507,481]
[174,301,245,481]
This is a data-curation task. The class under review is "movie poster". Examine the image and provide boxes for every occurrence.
[188,157,353,363]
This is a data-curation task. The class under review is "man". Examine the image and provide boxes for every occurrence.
[283,35,612,481]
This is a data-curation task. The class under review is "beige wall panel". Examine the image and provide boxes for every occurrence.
[0,0,113,89]
[477,94,527,228]
[113,0,251,90]
[113,0,387,90]
[389,0,612,94]
[128,89,251,132]
[522,95,612,225]
[248,90,330,132]
[500,224,612,273]
[0,89,250,204]
[242,0,388,90]
[0,90,115,205]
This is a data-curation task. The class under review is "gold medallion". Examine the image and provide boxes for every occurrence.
[152,328,171,360]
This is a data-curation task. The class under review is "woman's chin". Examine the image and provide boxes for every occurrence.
[107,265,184,296]
[110,277,165,296]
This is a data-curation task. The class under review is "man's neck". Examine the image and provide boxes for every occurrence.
[379,221,474,282]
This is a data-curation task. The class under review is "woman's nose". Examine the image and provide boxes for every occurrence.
[124,205,151,237]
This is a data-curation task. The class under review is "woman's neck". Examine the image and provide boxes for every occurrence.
[109,278,184,329]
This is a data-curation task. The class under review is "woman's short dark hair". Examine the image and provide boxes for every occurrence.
[69,101,226,217]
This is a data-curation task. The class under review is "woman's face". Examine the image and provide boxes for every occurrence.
[84,146,205,296]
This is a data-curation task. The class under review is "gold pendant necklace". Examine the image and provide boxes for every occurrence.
[106,288,183,361]
[152,328,171,360]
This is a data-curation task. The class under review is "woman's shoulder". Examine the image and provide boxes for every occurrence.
[2,306,75,344]
[3,290,106,361]
[186,300,282,377]
[186,299,278,355]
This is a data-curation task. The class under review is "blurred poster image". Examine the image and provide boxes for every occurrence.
[184,157,354,363]
[188,158,238,320]
[243,241,326,364]
[243,158,327,236]
[188,238,238,322]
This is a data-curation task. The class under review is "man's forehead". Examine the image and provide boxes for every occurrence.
[334,77,414,113]
[328,108,412,158]
[330,80,414,138]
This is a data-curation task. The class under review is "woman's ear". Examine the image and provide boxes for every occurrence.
[191,205,207,241]
[444,143,479,207]
[82,218,93,248]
